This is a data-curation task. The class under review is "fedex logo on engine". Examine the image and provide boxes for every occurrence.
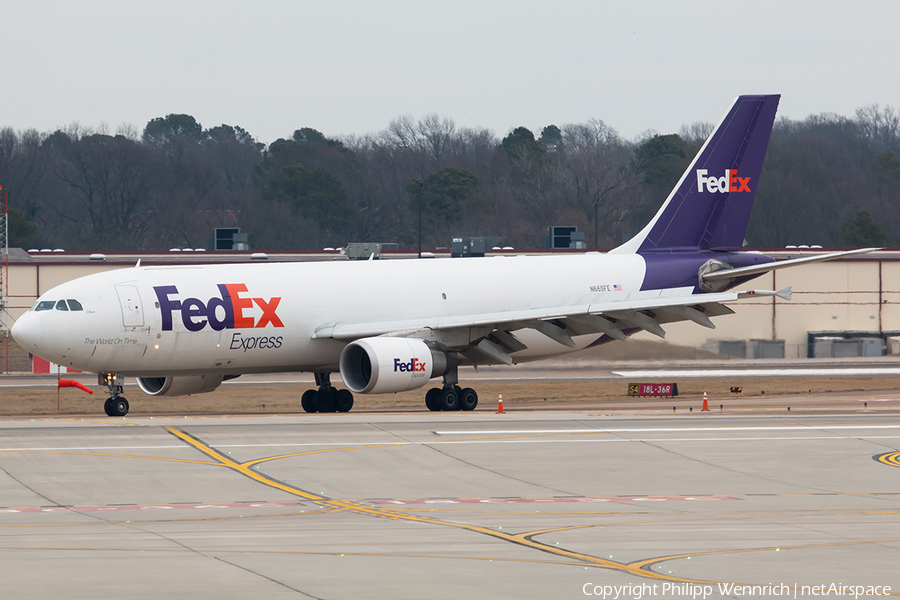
[696,169,751,193]
[154,284,284,332]
[394,358,427,372]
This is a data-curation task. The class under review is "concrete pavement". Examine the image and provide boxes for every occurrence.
[1,407,898,599]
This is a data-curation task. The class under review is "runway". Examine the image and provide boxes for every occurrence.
[6,360,900,389]
[1,408,899,599]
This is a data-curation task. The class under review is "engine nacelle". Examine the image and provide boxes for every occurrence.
[136,375,225,397]
[340,337,450,394]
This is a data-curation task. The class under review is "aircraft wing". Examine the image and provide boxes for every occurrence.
[312,286,791,364]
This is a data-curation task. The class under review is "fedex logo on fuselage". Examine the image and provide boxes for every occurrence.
[394,358,426,372]
[154,284,284,332]
[696,169,751,193]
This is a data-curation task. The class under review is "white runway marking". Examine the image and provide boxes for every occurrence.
[3,431,898,453]
[3,438,894,453]
[613,368,900,378]
[0,384,117,389]
[433,436,900,444]
[0,502,304,514]
[0,380,316,389]
[0,445,189,451]
[223,379,315,385]
[0,442,400,451]
[374,496,734,505]
[434,425,900,435]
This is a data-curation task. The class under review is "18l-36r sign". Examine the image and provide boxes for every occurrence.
[628,383,679,397]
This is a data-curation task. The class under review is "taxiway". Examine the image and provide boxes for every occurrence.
[1,406,898,599]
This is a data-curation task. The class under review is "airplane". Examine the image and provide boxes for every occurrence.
[11,94,875,417]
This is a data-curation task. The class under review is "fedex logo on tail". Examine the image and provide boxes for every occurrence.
[154,284,284,332]
[696,169,751,193]
[394,358,426,372]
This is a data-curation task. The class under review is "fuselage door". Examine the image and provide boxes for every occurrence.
[115,285,144,328]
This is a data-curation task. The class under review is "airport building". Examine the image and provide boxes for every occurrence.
[2,247,897,362]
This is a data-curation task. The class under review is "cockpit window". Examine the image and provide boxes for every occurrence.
[67,299,84,311]
[55,299,69,311]
[34,300,56,312]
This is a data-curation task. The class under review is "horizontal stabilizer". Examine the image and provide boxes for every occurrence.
[701,248,878,283]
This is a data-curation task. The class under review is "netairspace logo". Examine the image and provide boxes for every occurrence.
[582,582,893,599]
[696,169,751,193]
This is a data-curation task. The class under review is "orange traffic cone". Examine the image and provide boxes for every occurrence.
[701,391,709,411]
[497,393,506,414]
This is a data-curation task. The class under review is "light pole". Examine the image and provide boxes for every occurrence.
[592,180,624,249]
[416,180,423,258]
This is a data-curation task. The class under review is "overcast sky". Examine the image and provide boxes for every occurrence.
[2,1,898,145]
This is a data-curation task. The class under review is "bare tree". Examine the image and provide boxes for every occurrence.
[678,121,714,146]
[0,128,48,220]
[44,125,155,248]
[558,120,634,246]
[856,104,900,151]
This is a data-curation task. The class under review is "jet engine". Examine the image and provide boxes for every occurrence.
[136,375,225,397]
[340,337,451,394]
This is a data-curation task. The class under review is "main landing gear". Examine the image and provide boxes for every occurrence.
[301,373,354,413]
[423,361,478,411]
[425,385,478,411]
[100,373,129,417]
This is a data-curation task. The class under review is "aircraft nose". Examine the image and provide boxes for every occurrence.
[12,312,42,349]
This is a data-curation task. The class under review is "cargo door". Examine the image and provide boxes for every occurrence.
[116,285,144,328]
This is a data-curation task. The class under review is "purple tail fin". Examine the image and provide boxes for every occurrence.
[612,95,780,254]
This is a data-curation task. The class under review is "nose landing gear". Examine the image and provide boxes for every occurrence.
[99,373,129,417]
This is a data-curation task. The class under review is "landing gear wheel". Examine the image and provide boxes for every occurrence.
[100,373,126,417]
[425,388,442,411]
[336,389,354,413]
[460,387,478,411]
[315,388,337,413]
[110,397,129,417]
[440,387,459,411]
[301,389,317,413]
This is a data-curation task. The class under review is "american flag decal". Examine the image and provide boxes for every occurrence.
[613,284,622,291]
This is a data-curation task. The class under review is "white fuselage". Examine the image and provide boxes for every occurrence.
[13,253,647,377]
